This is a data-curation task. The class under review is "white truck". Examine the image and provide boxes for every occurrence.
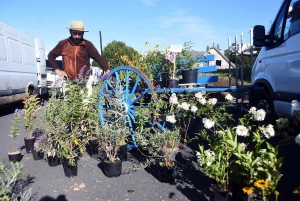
[251,0,300,123]
[0,21,47,105]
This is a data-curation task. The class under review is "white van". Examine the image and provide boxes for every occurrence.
[0,21,47,105]
[251,0,300,122]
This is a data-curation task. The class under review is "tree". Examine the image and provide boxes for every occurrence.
[95,40,139,69]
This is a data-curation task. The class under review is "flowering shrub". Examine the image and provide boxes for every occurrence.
[166,92,233,144]
[196,105,283,197]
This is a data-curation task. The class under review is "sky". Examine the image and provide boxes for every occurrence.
[0,0,283,55]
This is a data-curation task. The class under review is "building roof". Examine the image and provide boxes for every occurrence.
[209,45,236,68]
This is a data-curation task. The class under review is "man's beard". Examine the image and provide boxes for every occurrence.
[71,37,83,45]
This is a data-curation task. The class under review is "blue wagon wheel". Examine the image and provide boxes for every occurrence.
[98,66,158,149]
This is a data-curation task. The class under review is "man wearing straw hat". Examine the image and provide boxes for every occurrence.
[48,20,110,79]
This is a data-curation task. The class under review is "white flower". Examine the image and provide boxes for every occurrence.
[166,115,176,124]
[254,109,266,121]
[259,149,267,153]
[295,134,300,145]
[190,105,198,113]
[195,92,203,99]
[201,91,206,95]
[180,102,190,110]
[240,143,247,149]
[257,157,262,166]
[198,98,206,105]
[249,107,256,114]
[169,93,178,105]
[262,124,275,139]
[177,104,182,109]
[207,161,211,166]
[225,94,233,101]
[208,98,217,105]
[236,125,249,136]
[291,100,300,121]
[203,118,215,129]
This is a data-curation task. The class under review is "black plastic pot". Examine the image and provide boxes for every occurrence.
[157,165,177,183]
[117,144,128,162]
[48,155,60,167]
[210,191,229,201]
[182,69,198,83]
[32,149,44,160]
[161,72,170,87]
[86,139,99,156]
[167,79,179,88]
[8,152,21,162]
[24,138,35,153]
[62,157,78,178]
[102,160,122,178]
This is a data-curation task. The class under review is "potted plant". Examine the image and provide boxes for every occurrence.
[178,41,198,83]
[161,51,179,88]
[31,128,47,161]
[135,128,181,183]
[96,91,131,178]
[8,108,23,162]
[23,94,40,153]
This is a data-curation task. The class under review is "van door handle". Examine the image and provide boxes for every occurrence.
[259,60,262,63]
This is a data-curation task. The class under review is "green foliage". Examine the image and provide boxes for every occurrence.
[196,106,283,196]
[177,41,197,70]
[101,40,139,69]
[23,94,40,138]
[38,74,104,165]
[96,89,131,162]
[0,162,23,200]
[135,128,181,167]
[9,110,22,152]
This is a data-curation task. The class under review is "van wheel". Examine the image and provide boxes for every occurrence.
[250,91,276,124]
[27,85,35,95]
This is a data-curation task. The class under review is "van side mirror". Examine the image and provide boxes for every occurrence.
[253,25,266,47]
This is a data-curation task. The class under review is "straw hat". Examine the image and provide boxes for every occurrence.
[67,20,89,32]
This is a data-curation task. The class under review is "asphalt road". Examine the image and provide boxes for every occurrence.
[1,99,300,201]
[0,101,211,201]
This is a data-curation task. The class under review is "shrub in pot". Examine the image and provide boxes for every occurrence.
[96,91,131,178]
[8,108,23,162]
[135,128,181,183]
[22,94,40,153]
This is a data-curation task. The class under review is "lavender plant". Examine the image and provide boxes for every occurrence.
[22,94,40,139]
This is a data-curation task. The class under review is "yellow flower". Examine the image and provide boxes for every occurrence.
[254,180,269,188]
[74,139,79,146]
[80,147,83,153]
[145,42,149,46]
[242,187,254,195]
[115,52,118,55]
[154,44,160,49]
[128,61,133,66]
[293,186,300,194]
[274,191,279,195]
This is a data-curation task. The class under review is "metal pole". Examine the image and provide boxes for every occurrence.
[99,31,103,56]
[241,33,244,87]
[235,35,239,110]
[250,28,254,68]
[228,37,231,87]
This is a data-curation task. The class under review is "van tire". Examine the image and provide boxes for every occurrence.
[250,90,276,124]
[27,85,35,95]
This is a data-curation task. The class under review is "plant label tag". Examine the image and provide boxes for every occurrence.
[169,45,183,53]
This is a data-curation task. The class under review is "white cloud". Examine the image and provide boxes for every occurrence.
[155,9,222,50]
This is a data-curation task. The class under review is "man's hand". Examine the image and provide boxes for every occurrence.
[55,69,68,78]
[103,70,111,78]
